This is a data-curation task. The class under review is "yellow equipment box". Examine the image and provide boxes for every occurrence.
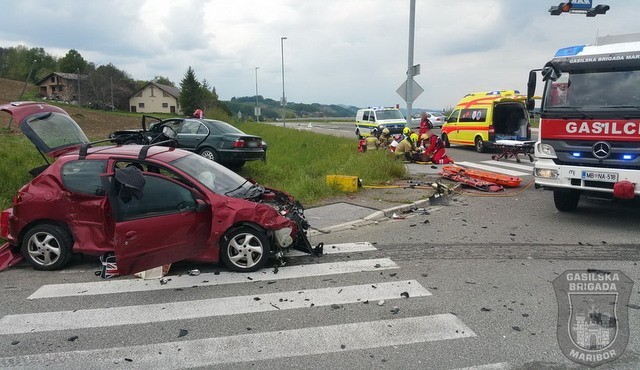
[326,175,359,192]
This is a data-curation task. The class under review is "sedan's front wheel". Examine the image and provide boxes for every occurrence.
[221,227,269,272]
[21,224,73,270]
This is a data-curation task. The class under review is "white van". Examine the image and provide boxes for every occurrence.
[355,107,406,138]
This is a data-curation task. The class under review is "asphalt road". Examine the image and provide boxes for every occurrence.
[1,122,639,369]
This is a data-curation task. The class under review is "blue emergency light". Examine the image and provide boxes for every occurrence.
[572,152,582,158]
[622,154,633,160]
[554,45,585,57]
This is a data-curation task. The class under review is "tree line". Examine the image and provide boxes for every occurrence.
[0,45,357,119]
[0,46,225,115]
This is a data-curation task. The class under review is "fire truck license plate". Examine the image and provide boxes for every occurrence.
[581,170,618,182]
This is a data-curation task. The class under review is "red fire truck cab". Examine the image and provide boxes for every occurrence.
[527,34,640,211]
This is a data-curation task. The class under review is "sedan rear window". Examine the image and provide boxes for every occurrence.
[204,119,244,135]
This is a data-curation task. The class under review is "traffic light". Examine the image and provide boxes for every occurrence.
[549,2,572,15]
[586,4,610,16]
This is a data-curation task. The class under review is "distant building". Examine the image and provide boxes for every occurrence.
[36,72,83,102]
[129,82,181,114]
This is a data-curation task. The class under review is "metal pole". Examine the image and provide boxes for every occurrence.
[110,76,114,111]
[406,0,416,127]
[77,67,81,107]
[18,59,36,101]
[255,66,259,122]
[281,36,287,127]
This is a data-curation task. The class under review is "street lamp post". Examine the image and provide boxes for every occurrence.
[280,36,287,127]
[255,66,260,122]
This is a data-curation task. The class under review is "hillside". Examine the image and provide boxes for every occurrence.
[0,77,141,138]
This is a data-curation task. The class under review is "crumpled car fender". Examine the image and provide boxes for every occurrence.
[211,199,295,239]
[0,243,23,272]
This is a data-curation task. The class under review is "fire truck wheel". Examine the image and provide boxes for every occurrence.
[553,189,580,212]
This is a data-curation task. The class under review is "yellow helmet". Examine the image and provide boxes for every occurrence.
[410,133,419,142]
[403,127,411,135]
[382,128,390,135]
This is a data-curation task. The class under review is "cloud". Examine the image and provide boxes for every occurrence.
[1,0,638,110]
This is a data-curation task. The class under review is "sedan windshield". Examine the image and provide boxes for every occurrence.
[170,152,255,196]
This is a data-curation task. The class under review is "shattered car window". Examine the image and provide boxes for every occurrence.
[25,112,89,150]
[61,160,107,196]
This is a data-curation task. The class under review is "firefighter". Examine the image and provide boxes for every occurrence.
[379,128,393,149]
[365,128,381,150]
[395,133,418,161]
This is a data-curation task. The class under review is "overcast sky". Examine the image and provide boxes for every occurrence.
[2,0,639,111]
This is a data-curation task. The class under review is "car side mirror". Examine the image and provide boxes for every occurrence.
[195,198,208,213]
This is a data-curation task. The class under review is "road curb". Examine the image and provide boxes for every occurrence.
[308,197,432,237]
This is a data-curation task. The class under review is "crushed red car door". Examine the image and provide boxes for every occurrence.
[106,173,212,275]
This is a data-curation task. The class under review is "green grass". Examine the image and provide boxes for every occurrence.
[0,129,43,211]
[235,122,406,205]
[0,123,405,215]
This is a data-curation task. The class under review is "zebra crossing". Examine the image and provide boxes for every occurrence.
[455,160,535,178]
[0,242,486,369]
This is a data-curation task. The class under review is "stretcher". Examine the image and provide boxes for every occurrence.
[491,140,535,163]
[440,166,504,192]
[442,164,522,187]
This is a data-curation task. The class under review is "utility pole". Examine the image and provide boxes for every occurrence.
[281,36,287,127]
[406,0,416,126]
[255,66,260,122]
[110,76,114,111]
[77,67,81,107]
[18,60,37,101]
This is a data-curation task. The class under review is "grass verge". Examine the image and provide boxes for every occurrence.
[0,122,406,215]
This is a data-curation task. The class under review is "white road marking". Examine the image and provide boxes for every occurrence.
[0,314,476,369]
[480,160,533,172]
[28,258,398,300]
[454,162,530,177]
[1,280,429,334]
[284,241,376,257]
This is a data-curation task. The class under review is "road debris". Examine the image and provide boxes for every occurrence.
[400,291,409,299]
[178,329,189,338]
[480,307,491,312]
[390,306,400,314]
[377,300,385,306]
[188,269,200,276]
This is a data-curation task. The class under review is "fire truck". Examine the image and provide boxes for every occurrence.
[526,34,640,211]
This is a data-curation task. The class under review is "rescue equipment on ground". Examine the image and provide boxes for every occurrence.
[442,164,522,188]
[491,140,535,163]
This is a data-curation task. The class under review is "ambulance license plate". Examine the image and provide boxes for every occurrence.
[581,170,618,182]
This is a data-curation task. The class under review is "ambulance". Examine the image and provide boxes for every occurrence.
[354,106,406,138]
[441,90,531,152]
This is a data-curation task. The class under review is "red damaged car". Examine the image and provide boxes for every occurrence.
[0,102,316,275]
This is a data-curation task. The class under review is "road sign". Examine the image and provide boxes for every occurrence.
[571,0,592,9]
[396,79,423,103]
